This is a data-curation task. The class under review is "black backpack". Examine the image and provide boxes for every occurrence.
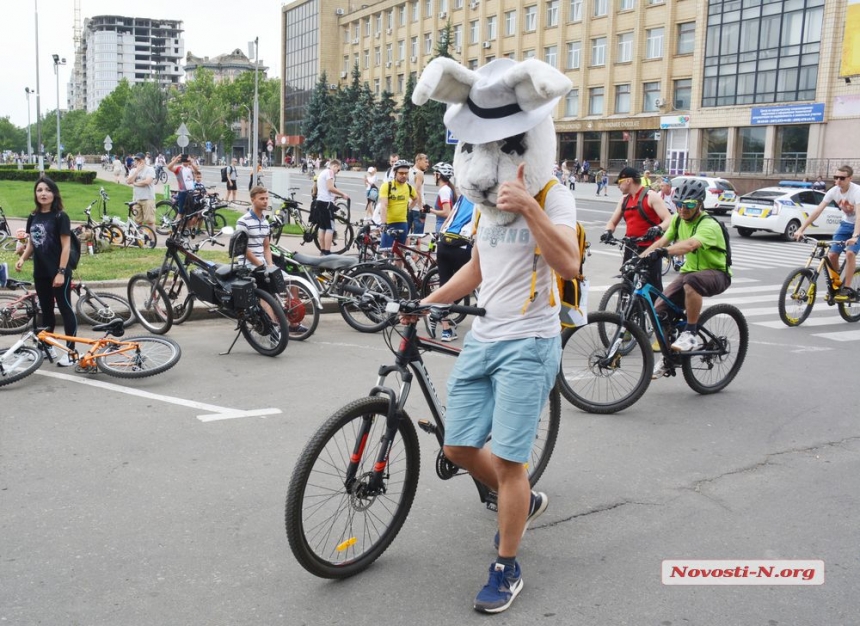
[220,166,228,182]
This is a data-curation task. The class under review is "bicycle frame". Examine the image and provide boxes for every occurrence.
[7,328,135,370]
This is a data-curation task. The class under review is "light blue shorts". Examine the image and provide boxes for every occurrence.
[444,333,561,464]
[830,221,860,255]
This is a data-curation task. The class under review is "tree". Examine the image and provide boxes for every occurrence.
[301,72,332,157]
[369,91,398,166]
[88,79,133,154]
[168,68,229,159]
[122,80,170,153]
[348,82,376,162]
[0,116,27,153]
[395,74,420,158]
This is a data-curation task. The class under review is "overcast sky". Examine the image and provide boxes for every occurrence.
[3,0,291,129]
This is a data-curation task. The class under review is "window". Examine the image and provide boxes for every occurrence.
[567,41,581,69]
[591,37,606,66]
[470,20,479,43]
[565,89,579,116]
[702,128,728,171]
[486,15,497,40]
[425,0,433,15]
[375,46,381,66]
[366,18,372,36]
[616,32,633,63]
[569,0,583,21]
[399,40,406,59]
[374,78,380,94]
[523,49,535,59]
[643,81,661,111]
[547,1,559,27]
[388,10,394,29]
[399,6,406,25]
[525,5,537,31]
[376,14,382,34]
[386,44,393,62]
[673,78,692,109]
[739,126,766,172]
[354,24,360,39]
[411,37,418,57]
[364,50,370,68]
[615,84,631,113]
[589,87,605,115]
[594,0,607,17]
[398,74,404,92]
[646,28,664,59]
[343,56,349,72]
[454,0,463,7]
[412,1,419,22]
[453,25,462,48]
[544,45,558,67]
[425,33,433,53]
[677,22,695,55]
[505,11,517,36]
[620,0,634,10]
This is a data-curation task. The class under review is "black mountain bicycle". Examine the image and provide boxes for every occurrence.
[285,291,561,579]
[268,190,354,255]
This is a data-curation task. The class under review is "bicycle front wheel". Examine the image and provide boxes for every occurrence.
[155,201,177,235]
[75,291,135,328]
[96,336,181,378]
[682,304,748,394]
[598,282,653,350]
[285,396,420,579]
[136,225,158,249]
[127,274,174,334]
[838,268,860,323]
[0,346,43,388]
[557,311,653,414]
[778,268,816,327]
[420,266,473,325]
[0,294,36,335]
[239,289,289,356]
[337,269,397,333]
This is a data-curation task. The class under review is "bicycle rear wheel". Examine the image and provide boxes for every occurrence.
[285,396,420,579]
[838,268,860,323]
[420,266,473,325]
[127,274,174,334]
[0,346,43,387]
[155,201,177,235]
[557,311,653,414]
[239,289,289,356]
[0,294,36,335]
[75,291,135,327]
[96,336,181,378]
[597,282,653,351]
[282,279,319,341]
[315,214,355,255]
[682,304,748,394]
[778,268,816,327]
[338,269,397,333]
[524,386,561,486]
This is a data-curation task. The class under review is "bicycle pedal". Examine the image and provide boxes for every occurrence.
[417,419,437,434]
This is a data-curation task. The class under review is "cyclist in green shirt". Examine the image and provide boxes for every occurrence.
[640,179,731,352]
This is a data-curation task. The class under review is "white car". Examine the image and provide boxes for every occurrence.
[730,186,841,240]
[671,176,738,215]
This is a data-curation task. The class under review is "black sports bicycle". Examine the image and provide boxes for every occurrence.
[285,291,561,579]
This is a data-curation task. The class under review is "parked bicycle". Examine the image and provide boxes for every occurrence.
[0,206,12,250]
[107,202,157,248]
[0,318,180,388]
[284,290,560,579]
[778,236,860,326]
[127,223,289,356]
[268,190,354,255]
[76,189,124,252]
[0,277,135,334]
[155,187,229,236]
[558,251,749,413]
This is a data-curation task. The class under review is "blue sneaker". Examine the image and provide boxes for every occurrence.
[493,491,548,550]
[0,262,7,288]
[474,561,523,614]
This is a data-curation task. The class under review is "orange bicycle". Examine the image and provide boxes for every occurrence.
[0,318,181,388]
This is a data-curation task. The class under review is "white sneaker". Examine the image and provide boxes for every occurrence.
[671,330,701,352]
[652,359,666,380]
[56,352,74,367]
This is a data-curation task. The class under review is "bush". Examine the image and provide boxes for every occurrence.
[0,170,97,184]
[0,164,38,170]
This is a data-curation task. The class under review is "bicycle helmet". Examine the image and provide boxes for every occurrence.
[392,159,413,171]
[674,178,708,204]
[432,162,454,180]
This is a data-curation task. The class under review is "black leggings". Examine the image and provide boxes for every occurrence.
[35,273,77,348]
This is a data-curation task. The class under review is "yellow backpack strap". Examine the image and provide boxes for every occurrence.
[522,179,560,314]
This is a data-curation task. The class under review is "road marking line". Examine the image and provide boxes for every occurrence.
[749,339,833,352]
[754,316,846,328]
[34,370,281,421]
[812,330,860,341]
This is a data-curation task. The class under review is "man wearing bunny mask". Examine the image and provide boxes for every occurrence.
[412,58,579,613]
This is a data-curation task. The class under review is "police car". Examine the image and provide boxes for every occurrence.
[730,186,840,240]
[670,176,737,215]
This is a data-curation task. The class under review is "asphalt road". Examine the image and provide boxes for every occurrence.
[2,172,858,625]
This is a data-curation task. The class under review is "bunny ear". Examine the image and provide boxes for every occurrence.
[412,57,477,106]
[503,59,573,112]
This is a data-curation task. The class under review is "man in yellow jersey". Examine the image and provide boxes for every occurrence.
[378,159,419,248]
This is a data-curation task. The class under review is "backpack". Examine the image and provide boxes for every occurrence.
[674,212,732,273]
[385,180,413,200]
[220,166,228,182]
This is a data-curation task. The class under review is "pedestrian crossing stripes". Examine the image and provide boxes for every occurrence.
[729,239,812,271]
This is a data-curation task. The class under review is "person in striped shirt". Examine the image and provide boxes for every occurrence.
[235,186,273,268]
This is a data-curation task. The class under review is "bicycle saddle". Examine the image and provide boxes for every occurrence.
[92,317,125,337]
[4,278,33,289]
[292,252,358,270]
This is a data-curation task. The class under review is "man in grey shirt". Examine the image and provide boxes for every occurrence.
[127,152,156,228]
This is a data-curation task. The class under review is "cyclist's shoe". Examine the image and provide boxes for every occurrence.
[289,324,309,334]
[834,286,856,301]
[441,328,458,342]
[652,358,667,380]
[671,331,702,352]
[651,338,661,352]
[493,491,548,549]
[57,353,74,368]
[474,561,523,614]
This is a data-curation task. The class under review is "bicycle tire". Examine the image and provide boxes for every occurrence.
[524,386,561,486]
[96,336,182,378]
[338,269,397,333]
[838,268,860,323]
[156,169,168,184]
[0,294,36,335]
[557,311,653,414]
[419,266,472,325]
[93,224,122,249]
[240,289,289,356]
[0,346,44,388]
[285,396,420,579]
[155,201,177,235]
[75,291,135,328]
[777,267,816,327]
[127,274,174,334]
[682,304,748,394]
[271,221,284,244]
[231,199,251,207]
[661,255,672,276]
[160,267,194,325]
[314,214,355,255]
[125,224,157,249]
[374,262,418,300]
[282,279,320,341]
[597,282,653,351]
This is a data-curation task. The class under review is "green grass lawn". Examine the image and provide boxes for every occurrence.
[0,179,141,222]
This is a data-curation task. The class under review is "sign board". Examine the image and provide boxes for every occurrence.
[446,129,458,145]
[176,122,190,136]
[177,135,189,148]
[660,115,691,129]
[750,103,825,125]
[205,141,212,152]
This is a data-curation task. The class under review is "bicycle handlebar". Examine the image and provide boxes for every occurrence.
[340,284,485,318]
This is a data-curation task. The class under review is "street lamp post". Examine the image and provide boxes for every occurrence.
[34,0,43,171]
[248,37,259,188]
[52,54,66,169]
[25,87,35,163]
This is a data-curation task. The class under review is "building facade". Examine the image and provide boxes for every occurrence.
[281,0,860,178]
[71,15,185,112]
[184,49,267,83]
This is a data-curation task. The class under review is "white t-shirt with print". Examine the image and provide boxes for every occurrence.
[316,168,337,203]
[472,183,578,341]
[823,182,860,224]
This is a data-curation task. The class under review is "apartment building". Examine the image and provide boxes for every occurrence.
[71,15,185,112]
[281,0,860,176]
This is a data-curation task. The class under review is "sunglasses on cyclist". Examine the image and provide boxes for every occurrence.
[834,175,848,181]
[680,199,699,209]
[616,178,630,186]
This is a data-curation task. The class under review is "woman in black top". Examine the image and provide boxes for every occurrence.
[14,176,77,365]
